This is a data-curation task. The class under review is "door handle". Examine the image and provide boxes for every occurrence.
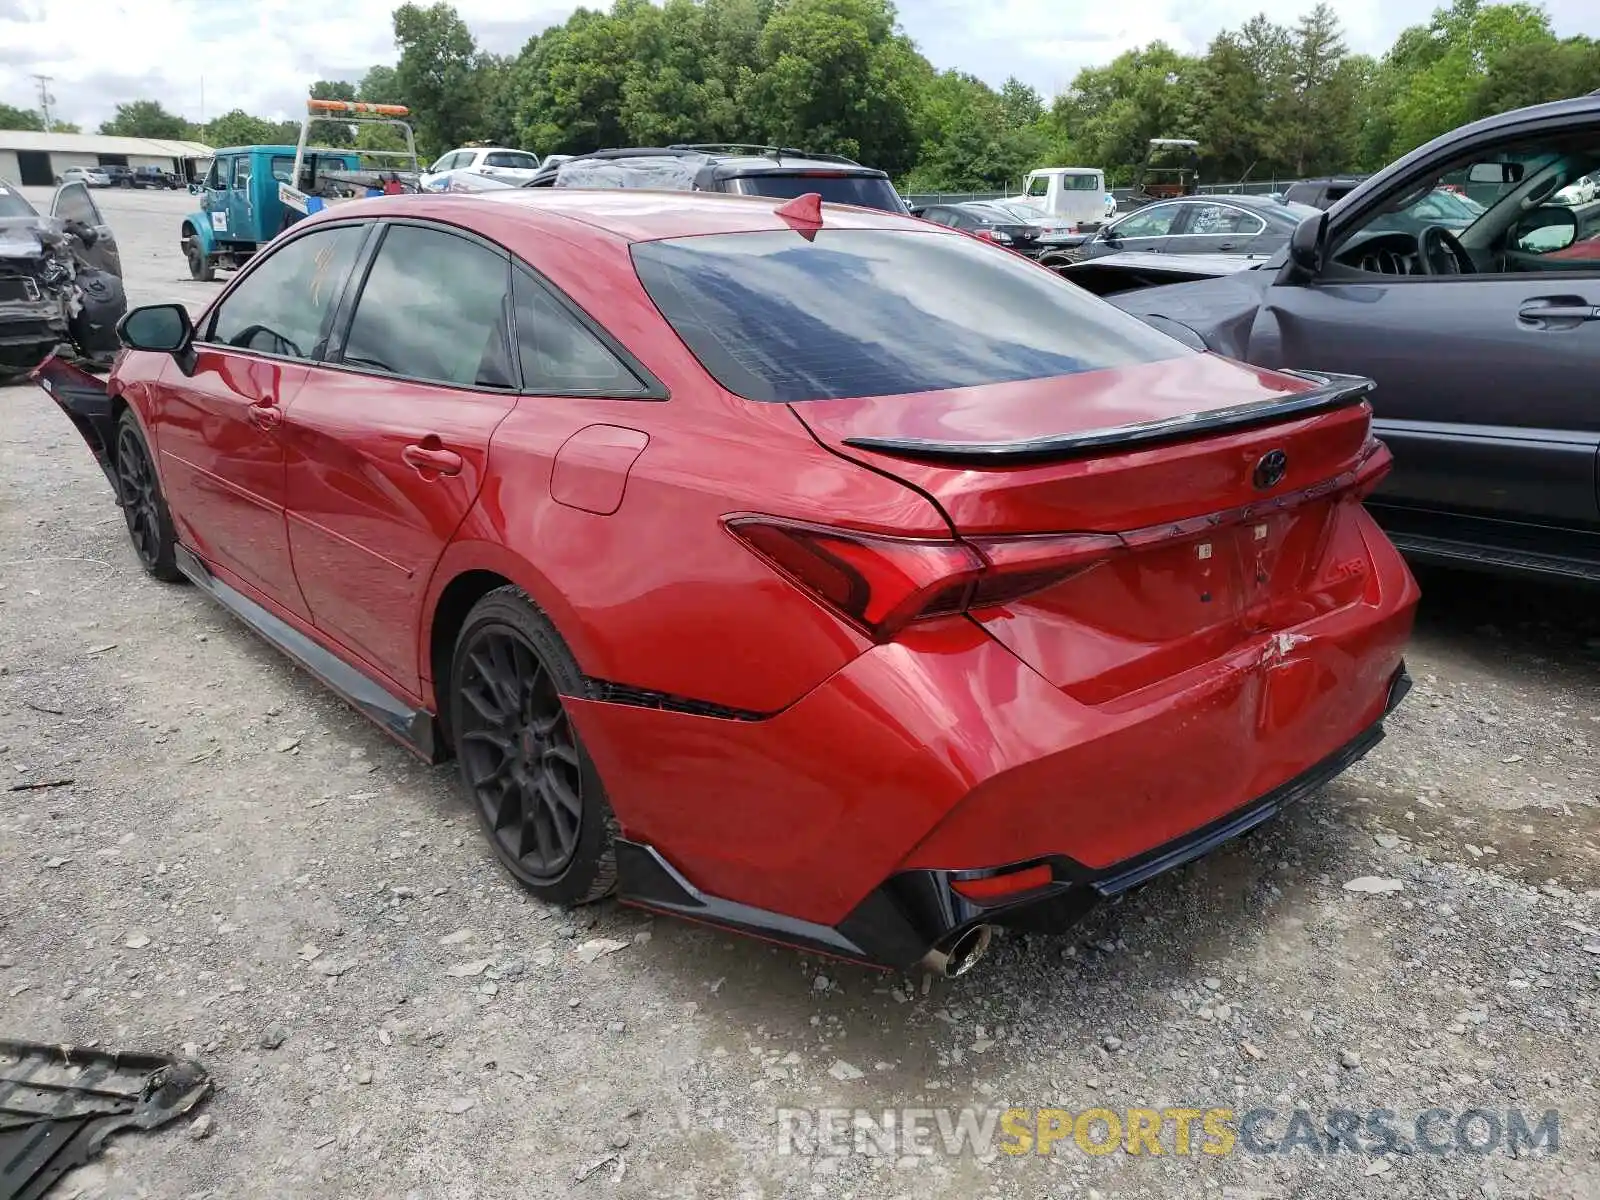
[246,399,281,430]
[402,442,463,477]
[1518,300,1597,324]
[1217,241,1238,251]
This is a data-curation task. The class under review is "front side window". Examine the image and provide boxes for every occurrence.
[341,224,513,388]
[512,267,645,395]
[631,228,1189,404]
[208,224,365,359]
[1025,175,1049,197]
[1335,133,1600,272]
[428,153,458,173]
[1110,205,1180,238]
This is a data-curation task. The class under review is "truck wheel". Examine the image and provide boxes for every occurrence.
[183,236,215,283]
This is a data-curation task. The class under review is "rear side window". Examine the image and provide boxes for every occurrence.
[631,229,1189,403]
[729,174,907,214]
[512,266,646,396]
[208,224,365,359]
[341,224,514,388]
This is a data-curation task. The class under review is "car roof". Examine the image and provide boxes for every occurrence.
[531,145,883,178]
[321,187,934,244]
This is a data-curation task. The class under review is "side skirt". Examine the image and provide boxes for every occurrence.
[174,545,442,763]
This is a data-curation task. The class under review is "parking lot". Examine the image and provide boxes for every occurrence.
[2,185,1599,1199]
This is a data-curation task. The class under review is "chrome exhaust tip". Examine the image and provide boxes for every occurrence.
[920,925,994,978]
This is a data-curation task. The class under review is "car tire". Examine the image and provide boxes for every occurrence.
[183,236,215,283]
[113,410,184,582]
[450,586,618,906]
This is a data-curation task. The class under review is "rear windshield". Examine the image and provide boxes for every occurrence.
[728,173,907,214]
[631,229,1189,403]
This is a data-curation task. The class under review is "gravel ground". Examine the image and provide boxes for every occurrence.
[2,187,1598,1200]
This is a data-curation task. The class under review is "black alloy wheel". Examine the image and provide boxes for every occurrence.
[114,411,183,581]
[451,587,617,904]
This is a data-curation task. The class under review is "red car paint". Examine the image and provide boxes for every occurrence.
[43,189,1418,967]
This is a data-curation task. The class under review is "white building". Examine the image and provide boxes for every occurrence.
[0,130,214,186]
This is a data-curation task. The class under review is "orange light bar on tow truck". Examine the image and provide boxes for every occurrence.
[307,99,410,117]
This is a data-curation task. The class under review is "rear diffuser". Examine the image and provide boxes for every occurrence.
[0,1040,211,1200]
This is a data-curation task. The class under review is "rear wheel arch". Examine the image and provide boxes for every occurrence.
[422,554,597,749]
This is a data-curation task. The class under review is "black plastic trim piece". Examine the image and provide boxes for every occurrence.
[174,545,442,762]
[583,678,773,721]
[841,370,1374,464]
[614,841,869,959]
[614,663,1410,970]
[0,1039,211,1200]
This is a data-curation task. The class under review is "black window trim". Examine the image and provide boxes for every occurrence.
[196,218,378,366]
[312,216,668,399]
[192,213,670,398]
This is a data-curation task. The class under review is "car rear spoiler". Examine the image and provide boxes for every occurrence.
[841,370,1374,464]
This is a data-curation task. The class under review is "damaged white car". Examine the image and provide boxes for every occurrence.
[0,179,125,381]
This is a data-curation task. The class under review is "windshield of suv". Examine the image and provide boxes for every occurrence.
[728,173,908,214]
[0,183,38,218]
[631,229,1188,403]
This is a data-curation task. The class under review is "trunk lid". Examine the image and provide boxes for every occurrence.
[791,355,1386,704]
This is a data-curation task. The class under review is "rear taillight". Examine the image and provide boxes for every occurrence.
[725,516,1120,641]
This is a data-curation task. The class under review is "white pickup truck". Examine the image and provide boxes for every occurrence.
[1019,167,1109,231]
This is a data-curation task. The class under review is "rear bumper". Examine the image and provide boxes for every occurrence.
[615,663,1408,968]
[568,506,1417,966]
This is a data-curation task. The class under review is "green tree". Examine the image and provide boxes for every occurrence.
[1046,42,1196,183]
[393,1,484,155]
[738,0,925,175]
[998,76,1043,128]
[358,65,403,104]
[308,80,359,147]
[0,103,44,131]
[1269,3,1358,176]
[99,100,192,139]
[1383,0,1555,153]
[906,70,1039,191]
[202,109,280,148]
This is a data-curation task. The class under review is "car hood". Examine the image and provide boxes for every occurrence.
[1104,266,1276,360]
[0,215,68,260]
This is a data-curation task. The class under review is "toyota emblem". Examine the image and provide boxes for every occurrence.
[1252,449,1288,490]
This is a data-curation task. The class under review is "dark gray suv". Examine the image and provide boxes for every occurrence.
[522,145,909,214]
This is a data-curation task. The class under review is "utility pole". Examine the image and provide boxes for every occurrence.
[32,74,54,133]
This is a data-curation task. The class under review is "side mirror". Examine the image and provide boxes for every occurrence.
[118,304,194,354]
[1283,212,1329,282]
[1511,205,1578,254]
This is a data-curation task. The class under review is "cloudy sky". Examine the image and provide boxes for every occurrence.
[1,0,1595,132]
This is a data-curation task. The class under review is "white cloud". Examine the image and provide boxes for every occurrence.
[0,0,1595,131]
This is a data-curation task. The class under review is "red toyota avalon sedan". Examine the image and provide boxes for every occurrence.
[35,189,1417,976]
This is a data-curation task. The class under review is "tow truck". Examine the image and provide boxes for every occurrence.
[180,99,421,281]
